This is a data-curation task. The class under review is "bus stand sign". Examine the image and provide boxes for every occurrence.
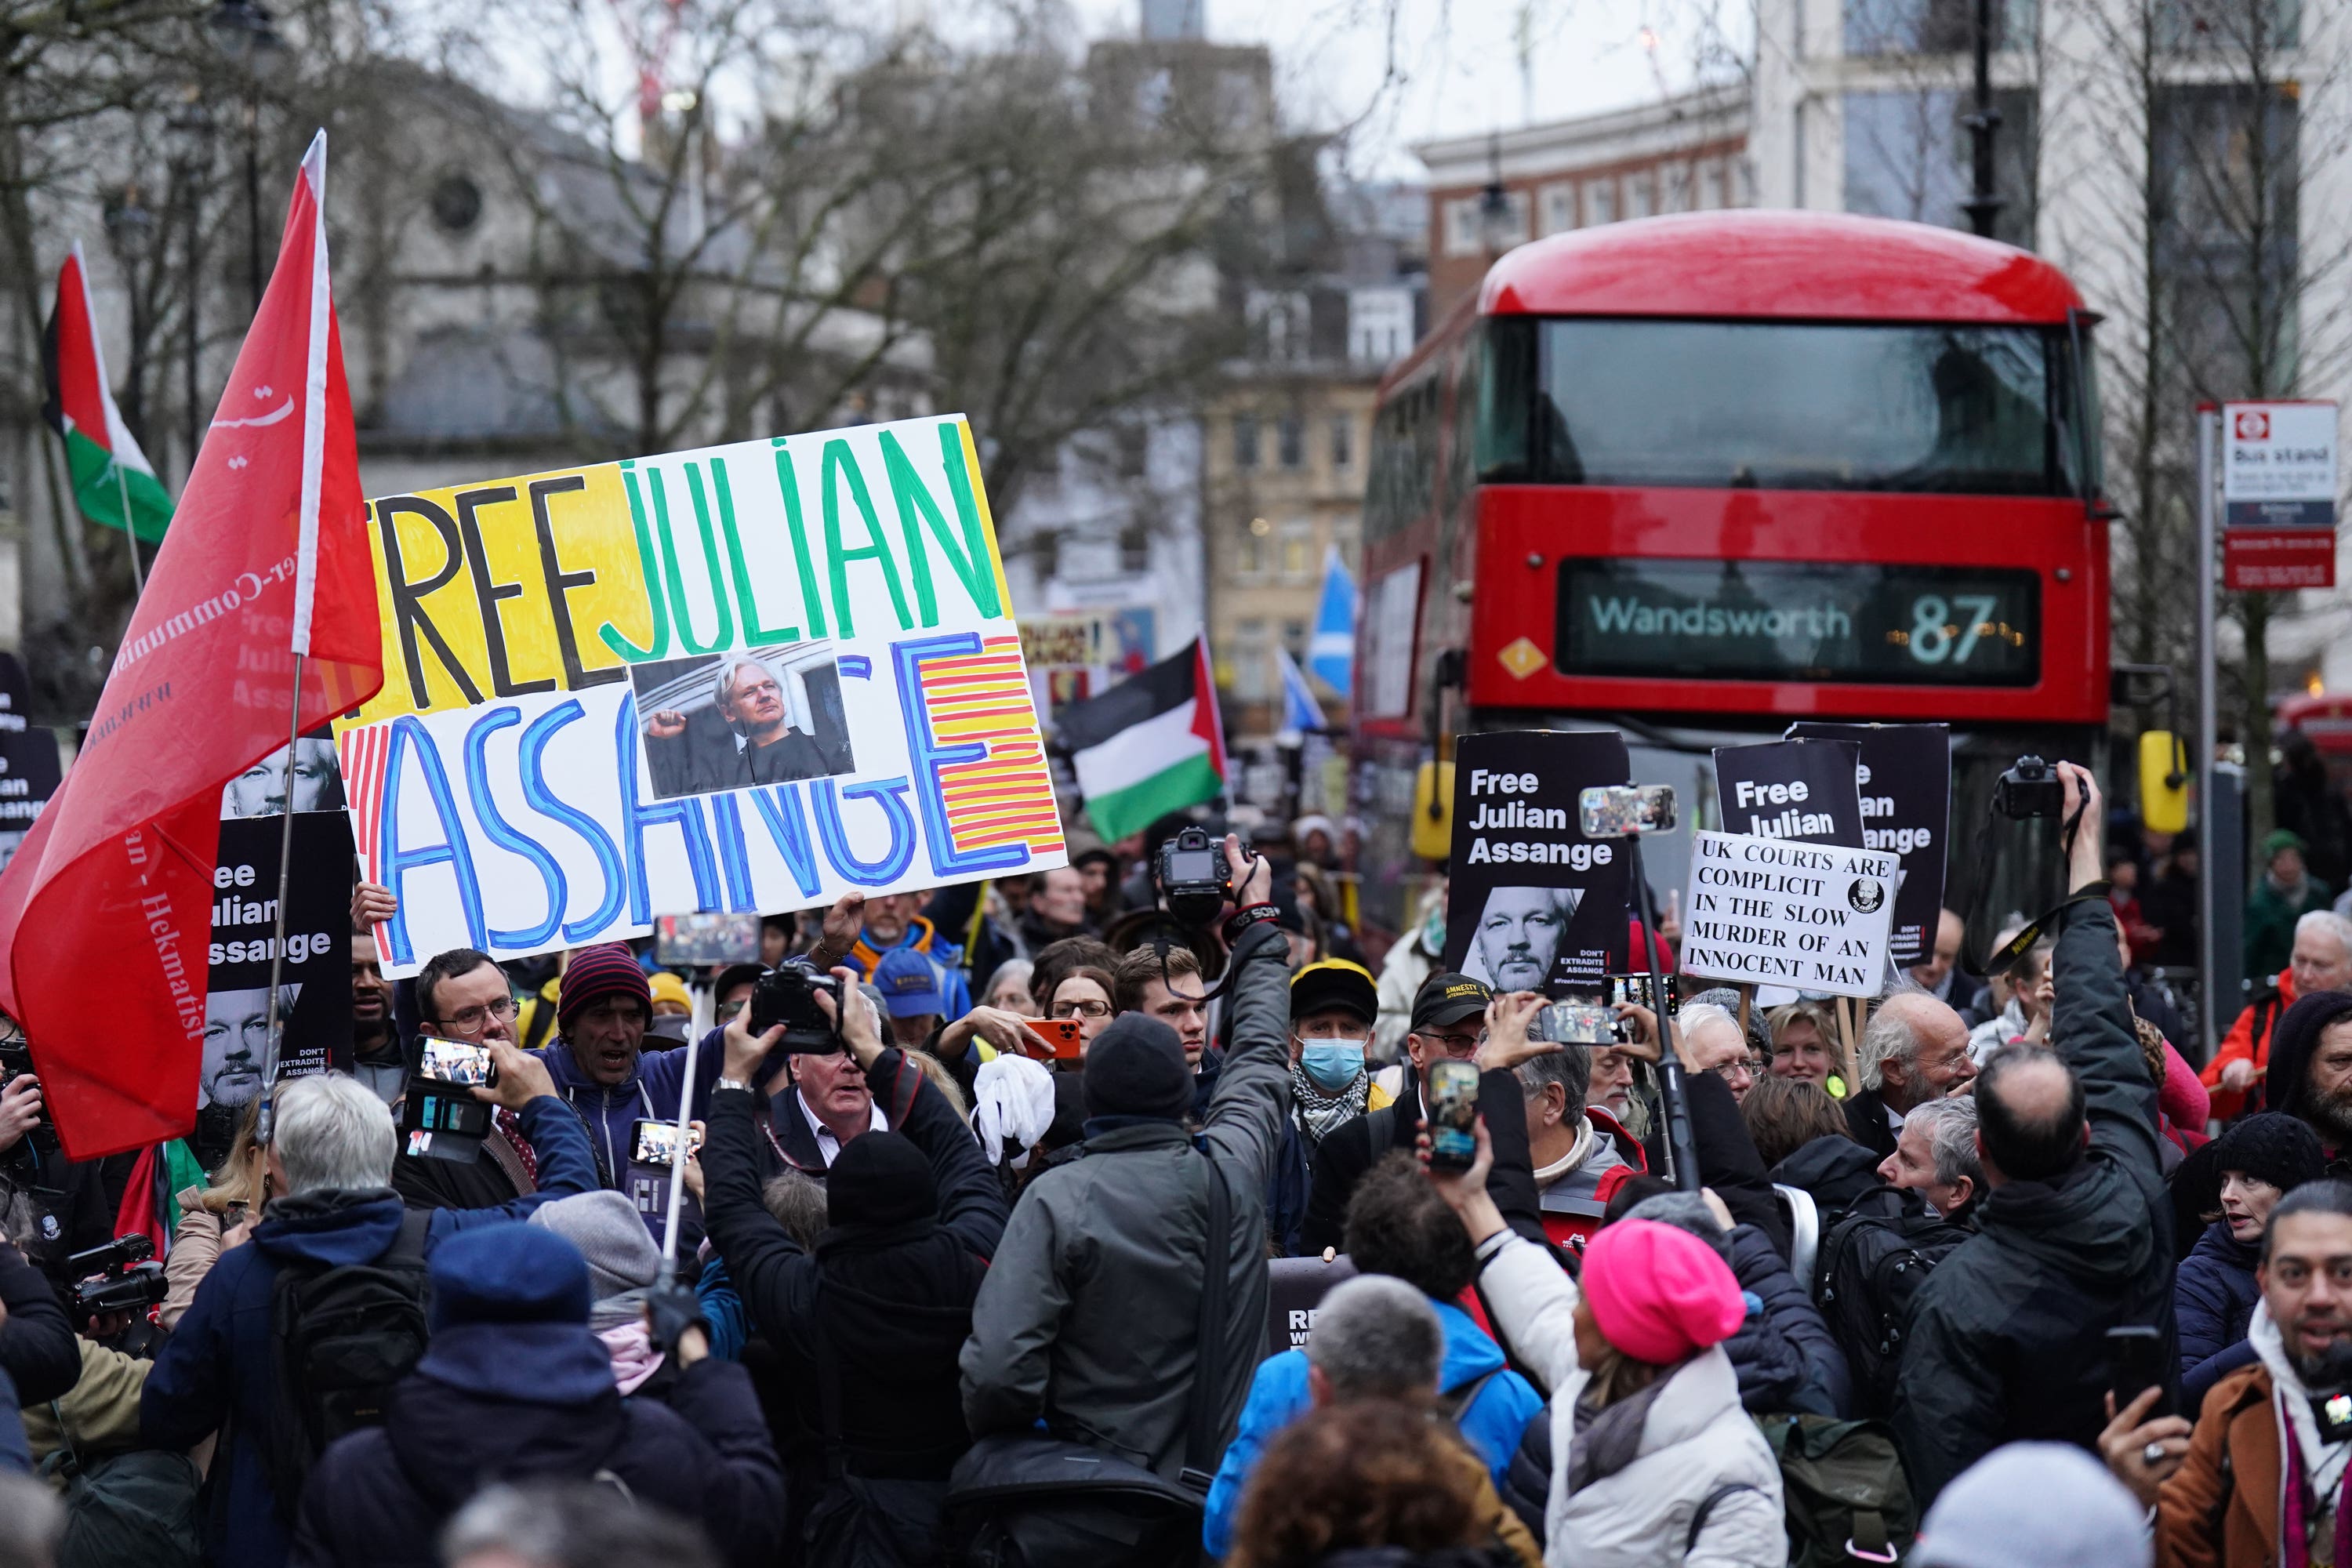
[2223,401,2338,590]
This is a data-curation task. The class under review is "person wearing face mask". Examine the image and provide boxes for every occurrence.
[1257,960,1393,1257]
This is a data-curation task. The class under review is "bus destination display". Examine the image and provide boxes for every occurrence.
[1558,560,2039,687]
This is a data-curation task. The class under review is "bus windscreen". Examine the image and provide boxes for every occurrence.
[1530,320,2070,495]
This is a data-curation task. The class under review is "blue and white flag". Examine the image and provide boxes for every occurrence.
[1276,645,1324,735]
[1308,543,1356,698]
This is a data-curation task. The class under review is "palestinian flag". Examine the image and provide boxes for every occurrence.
[42,243,173,544]
[1058,637,1228,843]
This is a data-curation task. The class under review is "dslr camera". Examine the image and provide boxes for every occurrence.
[1994,755,2063,820]
[750,962,845,1054]
[1154,824,1232,927]
[67,1234,167,1321]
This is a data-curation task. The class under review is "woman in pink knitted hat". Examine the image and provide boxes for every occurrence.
[1428,1120,1788,1567]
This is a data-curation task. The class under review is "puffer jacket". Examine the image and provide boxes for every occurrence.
[960,920,1294,1483]
[1478,1229,1788,1568]
[1724,1224,1849,1417]
[1890,900,2176,1506]
[2175,1218,2262,1409]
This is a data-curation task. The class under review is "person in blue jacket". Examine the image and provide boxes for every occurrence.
[139,1046,596,1568]
[2175,1111,2324,1407]
[1203,1151,1544,1557]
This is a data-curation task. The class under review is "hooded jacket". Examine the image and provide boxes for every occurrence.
[1889,900,2176,1505]
[288,1295,782,1567]
[960,920,1294,1481]
[1201,1297,1548,1557]
[528,1031,725,1192]
[1766,1135,1915,1229]
[2175,1218,2264,1409]
[699,1040,1004,1543]
[1476,1229,1788,1567]
[1724,1222,1849,1417]
[2257,989,2352,1154]
[137,1095,594,1568]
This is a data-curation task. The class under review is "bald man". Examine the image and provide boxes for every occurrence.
[1907,909,1966,1004]
[1846,989,1978,1161]
[1886,763,2174,1505]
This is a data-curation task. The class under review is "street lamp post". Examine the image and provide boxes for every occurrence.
[1962,0,2004,238]
[209,0,285,318]
[1479,130,1518,258]
[166,94,216,480]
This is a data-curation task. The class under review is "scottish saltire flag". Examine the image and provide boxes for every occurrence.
[1277,645,1323,734]
[42,244,173,543]
[1308,543,1355,697]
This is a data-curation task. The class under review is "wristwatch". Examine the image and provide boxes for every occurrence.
[715,1077,753,1094]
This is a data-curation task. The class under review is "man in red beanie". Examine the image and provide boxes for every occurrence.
[1428,1129,1787,1566]
[526,943,718,1214]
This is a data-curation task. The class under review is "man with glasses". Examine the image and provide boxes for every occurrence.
[1298,972,1548,1256]
[394,946,539,1213]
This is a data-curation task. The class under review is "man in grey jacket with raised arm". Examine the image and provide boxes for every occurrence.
[961,833,1290,1483]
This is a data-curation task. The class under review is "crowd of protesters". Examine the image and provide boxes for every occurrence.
[2,762,2349,1566]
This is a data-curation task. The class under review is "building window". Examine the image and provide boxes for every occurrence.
[1283,619,1309,658]
[1442,197,1483,256]
[1250,289,1312,364]
[1699,162,1726,209]
[1625,172,1655,219]
[1277,415,1305,470]
[1330,412,1355,470]
[1490,189,1533,249]
[1587,180,1617,225]
[1348,288,1414,365]
[2158,0,2298,48]
[1279,518,1314,581]
[1239,515,1271,577]
[1844,89,2040,249]
[1234,619,1270,700]
[1119,522,1151,575]
[1541,181,1580,234]
[1233,414,1261,470]
[1846,0,2030,53]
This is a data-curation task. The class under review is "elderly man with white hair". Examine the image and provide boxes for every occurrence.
[2205,907,2352,1120]
[1842,992,1979,1162]
[644,652,844,793]
[140,1047,597,1568]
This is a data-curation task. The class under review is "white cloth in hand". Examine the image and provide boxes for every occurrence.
[973,1052,1057,1164]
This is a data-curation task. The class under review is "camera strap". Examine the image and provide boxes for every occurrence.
[1962,795,2101,979]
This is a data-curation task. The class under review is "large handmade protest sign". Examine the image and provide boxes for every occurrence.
[1679,831,1900,998]
[336,416,1066,977]
[1786,721,1951,967]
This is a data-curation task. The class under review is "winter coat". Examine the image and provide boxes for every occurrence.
[162,1190,229,1332]
[1476,1229,1788,1567]
[1203,1298,1548,1557]
[528,1033,726,1191]
[1725,1223,1849,1417]
[1889,900,2176,1506]
[20,1335,147,1463]
[138,1094,595,1568]
[2246,875,2332,983]
[2151,1305,2310,1568]
[700,1042,1004,1541]
[2202,970,2296,1123]
[289,1322,782,1568]
[1302,1070,1551,1258]
[1840,1087,1900,1163]
[960,920,1293,1482]
[0,1236,76,1406]
[2175,1219,2263,1409]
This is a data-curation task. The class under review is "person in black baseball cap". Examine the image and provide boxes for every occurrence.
[1296,971,1507,1255]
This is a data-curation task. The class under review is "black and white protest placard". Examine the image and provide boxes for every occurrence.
[1787,721,1951,967]
[205,813,356,1112]
[1443,730,1634,992]
[1266,1255,1359,1356]
[1679,831,1900,998]
[0,652,60,876]
[1713,739,1864,847]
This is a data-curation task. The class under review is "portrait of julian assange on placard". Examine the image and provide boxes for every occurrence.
[1461,884,1586,993]
[200,983,299,1111]
[630,645,857,801]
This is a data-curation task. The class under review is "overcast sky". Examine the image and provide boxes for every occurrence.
[1065,0,1720,180]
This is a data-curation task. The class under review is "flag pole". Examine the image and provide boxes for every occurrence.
[112,463,145,594]
[256,653,304,1141]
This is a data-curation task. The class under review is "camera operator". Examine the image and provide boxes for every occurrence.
[19,1241,170,1473]
[960,833,1290,1481]
[1890,761,2176,1506]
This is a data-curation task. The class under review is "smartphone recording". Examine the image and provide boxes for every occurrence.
[419,1036,496,1087]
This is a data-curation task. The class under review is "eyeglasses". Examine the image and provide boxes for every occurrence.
[1422,1030,1484,1056]
[433,996,518,1034]
[1053,999,1113,1020]
[717,997,749,1022]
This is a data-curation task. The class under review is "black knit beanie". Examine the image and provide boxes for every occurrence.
[825,1131,937,1229]
[1083,1013,1194,1121]
[2212,1111,2327,1194]
[2263,990,2352,1123]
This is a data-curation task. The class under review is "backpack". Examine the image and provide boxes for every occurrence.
[260,1207,434,1520]
[1753,1414,1918,1567]
[40,1436,205,1568]
[1813,1210,1969,1416]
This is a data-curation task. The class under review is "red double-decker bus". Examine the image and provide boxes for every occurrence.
[1355,210,2111,921]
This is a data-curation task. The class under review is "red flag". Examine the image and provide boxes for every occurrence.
[0,132,382,1156]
